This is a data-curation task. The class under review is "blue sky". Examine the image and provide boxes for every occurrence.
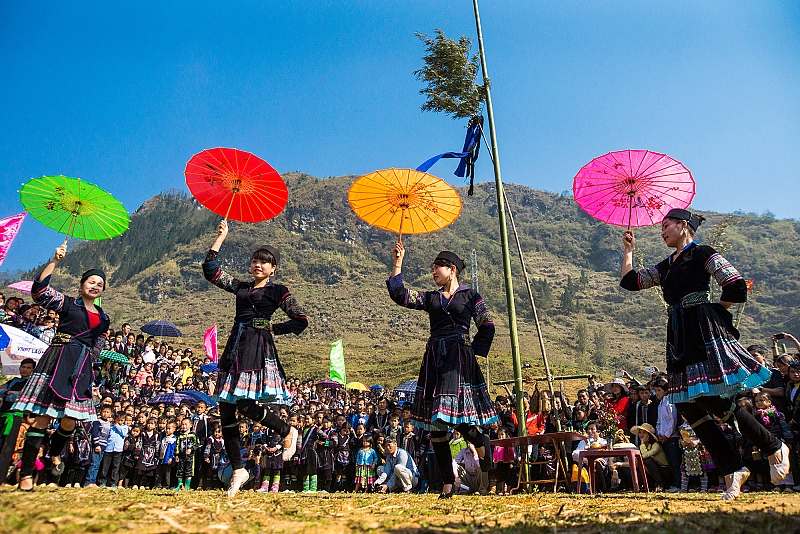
[1,1,798,273]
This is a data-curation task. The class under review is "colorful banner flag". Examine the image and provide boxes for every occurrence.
[203,325,218,362]
[0,324,48,376]
[0,212,26,267]
[329,339,346,384]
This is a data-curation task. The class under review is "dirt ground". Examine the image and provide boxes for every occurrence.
[2,487,800,534]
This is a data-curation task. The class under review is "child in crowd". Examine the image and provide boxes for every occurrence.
[633,423,672,491]
[385,414,402,441]
[203,424,226,490]
[62,422,92,488]
[133,418,160,489]
[316,415,334,492]
[753,392,795,490]
[678,419,714,492]
[85,406,114,487]
[98,411,129,488]
[155,421,177,489]
[174,417,197,490]
[354,435,378,492]
[491,426,515,495]
[120,424,141,488]
[331,421,352,493]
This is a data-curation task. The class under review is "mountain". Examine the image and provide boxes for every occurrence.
[12,173,800,391]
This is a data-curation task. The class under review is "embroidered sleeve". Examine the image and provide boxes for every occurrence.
[272,290,309,336]
[704,252,747,303]
[385,274,427,311]
[471,292,495,357]
[202,249,241,294]
[31,274,66,312]
[620,266,660,291]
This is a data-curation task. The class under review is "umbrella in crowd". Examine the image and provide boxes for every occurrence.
[315,379,343,389]
[19,175,130,247]
[7,281,33,295]
[148,392,194,406]
[370,384,383,390]
[346,381,369,392]
[393,379,418,396]
[181,389,218,408]
[348,168,462,255]
[99,350,130,365]
[200,362,218,374]
[573,150,695,229]
[185,147,289,223]
[141,320,182,338]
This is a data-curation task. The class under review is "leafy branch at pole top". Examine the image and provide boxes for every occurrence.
[414,29,487,119]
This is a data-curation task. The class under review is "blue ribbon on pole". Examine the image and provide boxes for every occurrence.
[416,116,483,196]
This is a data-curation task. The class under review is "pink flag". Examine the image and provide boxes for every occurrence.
[203,325,218,362]
[0,213,26,267]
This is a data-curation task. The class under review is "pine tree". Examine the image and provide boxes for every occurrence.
[593,326,609,368]
[560,276,577,313]
[575,314,589,358]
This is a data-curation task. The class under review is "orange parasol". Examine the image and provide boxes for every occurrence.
[347,168,462,252]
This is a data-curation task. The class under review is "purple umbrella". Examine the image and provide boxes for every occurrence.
[315,379,343,389]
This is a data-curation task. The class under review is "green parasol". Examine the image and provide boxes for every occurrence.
[99,350,130,365]
[19,175,129,246]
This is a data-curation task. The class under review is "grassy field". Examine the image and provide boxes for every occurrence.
[2,487,799,533]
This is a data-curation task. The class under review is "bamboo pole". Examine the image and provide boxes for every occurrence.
[472,0,525,438]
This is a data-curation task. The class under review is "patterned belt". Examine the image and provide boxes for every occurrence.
[239,318,271,330]
[51,332,81,347]
[668,291,710,313]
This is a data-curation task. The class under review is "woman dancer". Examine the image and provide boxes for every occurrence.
[203,220,307,497]
[12,244,110,491]
[387,242,497,498]
[621,208,789,500]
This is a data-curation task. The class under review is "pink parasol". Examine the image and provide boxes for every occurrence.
[572,150,695,228]
[7,281,33,294]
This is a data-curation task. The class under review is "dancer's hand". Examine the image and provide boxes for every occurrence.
[622,230,635,252]
[217,219,229,239]
[53,244,67,262]
[393,242,405,262]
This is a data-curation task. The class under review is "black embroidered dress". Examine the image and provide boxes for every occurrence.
[620,243,769,403]
[203,250,308,403]
[386,273,497,430]
[13,275,110,421]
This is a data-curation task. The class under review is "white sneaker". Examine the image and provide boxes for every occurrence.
[227,468,249,498]
[722,467,750,501]
[769,443,791,484]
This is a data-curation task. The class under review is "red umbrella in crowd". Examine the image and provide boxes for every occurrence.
[185,147,288,223]
[573,150,695,229]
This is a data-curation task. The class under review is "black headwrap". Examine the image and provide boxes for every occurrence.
[664,208,703,231]
[434,251,466,274]
[253,245,280,266]
[80,269,106,286]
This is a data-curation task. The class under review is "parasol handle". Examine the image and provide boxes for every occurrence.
[626,194,634,231]
[63,212,77,248]
[224,194,235,222]
[395,209,405,258]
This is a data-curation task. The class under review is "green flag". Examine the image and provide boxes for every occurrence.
[329,339,346,384]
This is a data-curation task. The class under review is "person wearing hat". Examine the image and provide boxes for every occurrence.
[203,219,307,497]
[607,378,631,431]
[388,242,496,499]
[621,209,789,500]
[11,244,111,491]
[630,423,672,490]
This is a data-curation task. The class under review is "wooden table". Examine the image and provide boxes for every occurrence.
[575,448,650,494]
[491,432,586,493]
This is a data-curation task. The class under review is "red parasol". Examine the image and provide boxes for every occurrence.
[572,150,695,229]
[185,148,288,223]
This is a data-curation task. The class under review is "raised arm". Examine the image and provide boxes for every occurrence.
[621,230,635,278]
[386,242,427,310]
[619,231,662,292]
[202,220,242,293]
[31,245,68,311]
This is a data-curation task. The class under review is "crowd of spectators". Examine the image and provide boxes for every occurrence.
[1,293,799,495]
